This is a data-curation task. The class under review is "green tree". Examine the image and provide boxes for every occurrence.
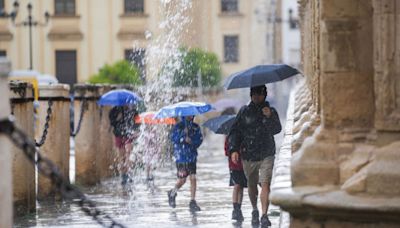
[173,48,221,87]
[88,60,142,85]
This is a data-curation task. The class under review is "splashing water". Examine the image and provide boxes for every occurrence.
[124,0,194,192]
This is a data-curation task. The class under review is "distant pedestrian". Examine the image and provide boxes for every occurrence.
[109,105,140,185]
[228,85,282,227]
[167,116,203,212]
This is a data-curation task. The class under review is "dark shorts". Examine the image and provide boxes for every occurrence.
[229,170,248,187]
[176,162,197,178]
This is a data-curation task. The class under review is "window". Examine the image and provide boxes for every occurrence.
[125,48,146,80]
[288,9,299,30]
[124,0,144,14]
[224,35,239,63]
[221,0,238,12]
[0,0,4,15]
[0,50,6,57]
[55,50,77,87]
[54,0,75,15]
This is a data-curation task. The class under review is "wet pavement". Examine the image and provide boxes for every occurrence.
[14,132,287,228]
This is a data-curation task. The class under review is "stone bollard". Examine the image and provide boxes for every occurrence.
[9,81,36,215]
[97,85,117,180]
[36,84,71,200]
[0,58,13,227]
[73,84,101,186]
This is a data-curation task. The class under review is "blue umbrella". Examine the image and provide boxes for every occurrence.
[154,101,214,119]
[203,115,236,135]
[98,89,142,106]
[224,64,300,90]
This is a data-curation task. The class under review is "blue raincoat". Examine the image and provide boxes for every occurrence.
[171,119,203,163]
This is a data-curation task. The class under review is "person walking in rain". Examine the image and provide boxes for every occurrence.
[224,136,247,222]
[109,105,140,186]
[228,85,281,227]
[167,115,203,212]
[219,108,247,222]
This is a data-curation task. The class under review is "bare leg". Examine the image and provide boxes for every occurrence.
[248,182,258,210]
[260,182,270,215]
[237,186,243,205]
[233,184,243,203]
[189,174,197,200]
[175,177,186,190]
[122,142,133,174]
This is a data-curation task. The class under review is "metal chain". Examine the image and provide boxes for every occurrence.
[9,84,27,98]
[35,99,53,147]
[11,102,15,115]
[71,99,87,137]
[0,117,126,228]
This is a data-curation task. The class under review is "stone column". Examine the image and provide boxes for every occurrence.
[73,84,101,186]
[0,58,13,228]
[36,84,71,200]
[97,85,116,180]
[9,81,36,215]
[272,0,400,227]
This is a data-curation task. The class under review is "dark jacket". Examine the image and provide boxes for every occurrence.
[109,106,139,138]
[171,120,203,163]
[228,101,281,161]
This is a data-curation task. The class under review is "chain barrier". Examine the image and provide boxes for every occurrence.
[11,102,15,115]
[9,83,27,99]
[0,116,126,228]
[71,98,87,137]
[35,99,53,147]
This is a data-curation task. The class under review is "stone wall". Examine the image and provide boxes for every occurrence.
[271,0,400,226]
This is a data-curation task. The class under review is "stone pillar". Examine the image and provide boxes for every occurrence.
[272,0,400,227]
[0,58,13,227]
[97,85,116,180]
[292,0,375,187]
[9,81,36,215]
[73,84,101,186]
[36,84,71,199]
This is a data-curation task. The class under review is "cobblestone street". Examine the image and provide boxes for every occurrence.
[15,130,290,228]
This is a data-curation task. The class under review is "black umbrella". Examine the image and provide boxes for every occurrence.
[203,115,236,135]
[223,64,300,90]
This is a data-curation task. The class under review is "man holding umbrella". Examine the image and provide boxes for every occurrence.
[228,85,281,227]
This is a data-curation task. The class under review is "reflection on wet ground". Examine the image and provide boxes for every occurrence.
[14,134,282,228]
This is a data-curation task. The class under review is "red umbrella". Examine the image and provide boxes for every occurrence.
[134,111,176,125]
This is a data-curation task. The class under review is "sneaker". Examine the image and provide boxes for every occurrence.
[167,190,177,208]
[232,208,244,221]
[189,200,201,212]
[261,213,271,227]
[237,208,244,222]
[251,209,260,225]
[232,209,238,220]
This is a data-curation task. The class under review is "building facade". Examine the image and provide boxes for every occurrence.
[0,0,274,86]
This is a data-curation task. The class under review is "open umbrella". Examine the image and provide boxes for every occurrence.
[203,114,236,135]
[98,89,142,106]
[224,64,300,90]
[154,101,214,119]
[212,98,244,112]
[134,111,176,125]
